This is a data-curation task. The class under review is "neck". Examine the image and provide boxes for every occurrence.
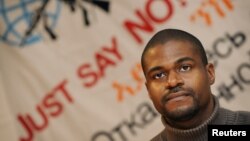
[160,96,220,141]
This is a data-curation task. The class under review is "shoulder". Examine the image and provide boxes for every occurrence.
[236,110,250,124]
[221,108,250,124]
[150,130,165,141]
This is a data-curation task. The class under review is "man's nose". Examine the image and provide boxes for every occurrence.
[165,71,184,88]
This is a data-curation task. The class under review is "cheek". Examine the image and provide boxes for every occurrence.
[148,91,164,114]
[148,83,164,102]
[185,74,210,95]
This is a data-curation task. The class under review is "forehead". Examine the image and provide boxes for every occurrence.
[143,40,199,69]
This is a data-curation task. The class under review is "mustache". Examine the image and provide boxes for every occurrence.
[161,86,194,104]
[169,86,183,93]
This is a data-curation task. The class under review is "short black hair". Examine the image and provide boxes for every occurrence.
[141,29,208,70]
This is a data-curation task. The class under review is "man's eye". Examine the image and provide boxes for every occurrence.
[153,72,166,79]
[180,65,191,72]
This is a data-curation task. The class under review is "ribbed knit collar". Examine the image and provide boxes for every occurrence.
[160,96,220,141]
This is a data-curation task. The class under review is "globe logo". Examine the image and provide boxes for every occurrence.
[0,0,61,47]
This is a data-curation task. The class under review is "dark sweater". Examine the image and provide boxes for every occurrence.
[151,96,250,141]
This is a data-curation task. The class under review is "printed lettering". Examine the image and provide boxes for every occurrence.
[78,64,98,87]
[226,32,246,48]
[190,0,234,26]
[112,63,143,102]
[102,37,122,61]
[237,63,250,84]
[18,80,73,141]
[212,129,218,136]
[43,93,63,117]
[212,129,247,136]
[124,0,173,44]
[91,102,158,141]
[217,75,243,101]
[95,52,116,77]
[124,10,154,44]
[18,115,33,141]
[145,0,173,23]
[77,37,122,88]
[91,132,114,141]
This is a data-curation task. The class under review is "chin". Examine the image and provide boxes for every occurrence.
[164,103,199,122]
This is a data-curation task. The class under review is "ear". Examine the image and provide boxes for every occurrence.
[206,63,215,85]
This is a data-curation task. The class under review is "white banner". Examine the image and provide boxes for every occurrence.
[0,0,250,141]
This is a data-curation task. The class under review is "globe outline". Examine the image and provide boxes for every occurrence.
[0,0,61,47]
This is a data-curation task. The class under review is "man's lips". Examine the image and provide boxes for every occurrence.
[162,91,191,103]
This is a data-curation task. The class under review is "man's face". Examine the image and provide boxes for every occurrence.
[143,40,215,121]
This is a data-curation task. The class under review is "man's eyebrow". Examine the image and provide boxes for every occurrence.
[147,66,163,76]
[176,57,195,64]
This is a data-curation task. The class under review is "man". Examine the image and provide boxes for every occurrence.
[141,29,250,141]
